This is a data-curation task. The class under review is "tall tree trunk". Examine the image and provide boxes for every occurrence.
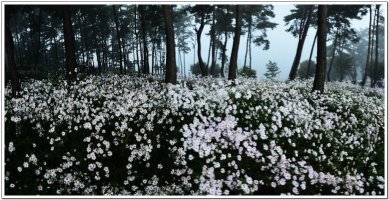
[77,14,86,65]
[206,36,212,68]
[178,49,183,75]
[338,39,345,82]
[122,38,127,74]
[289,6,313,80]
[361,6,372,86]
[132,39,136,74]
[13,19,24,66]
[228,5,242,81]
[249,30,253,69]
[113,5,123,74]
[221,27,228,78]
[163,5,177,84]
[210,6,217,77]
[95,38,102,73]
[243,20,251,68]
[193,42,196,69]
[135,7,141,77]
[312,5,327,93]
[195,13,208,76]
[327,17,340,82]
[371,4,380,87]
[221,6,230,78]
[183,51,186,78]
[307,30,318,78]
[63,5,78,82]
[139,5,149,75]
[102,37,107,72]
[34,7,42,70]
[369,10,376,86]
[139,41,144,75]
[152,41,155,75]
[28,11,37,69]
[5,8,21,97]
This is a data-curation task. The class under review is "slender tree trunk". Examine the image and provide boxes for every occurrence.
[193,42,196,69]
[113,5,123,74]
[28,12,37,69]
[210,6,217,77]
[206,35,212,69]
[122,38,127,74]
[195,13,208,76]
[221,6,229,78]
[5,9,21,97]
[183,51,186,78]
[307,30,318,78]
[95,38,102,73]
[221,29,228,78]
[132,40,136,74]
[13,17,23,66]
[63,5,78,82]
[139,5,149,74]
[163,5,177,84]
[338,39,345,82]
[152,41,155,75]
[371,5,380,87]
[228,5,242,81]
[312,5,327,93]
[77,14,86,65]
[327,17,340,82]
[352,62,357,84]
[369,11,376,86]
[289,6,313,80]
[249,31,252,69]
[34,7,42,70]
[139,41,144,75]
[157,46,161,74]
[102,37,107,72]
[361,6,373,86]
[178,49,183,75]
[52,35,59,62]
[134,7,141,76]
[243,20,251,68]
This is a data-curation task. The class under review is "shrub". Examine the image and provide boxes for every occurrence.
[4,75,385,195]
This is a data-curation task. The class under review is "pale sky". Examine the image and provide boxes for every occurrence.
[180,4,377,80]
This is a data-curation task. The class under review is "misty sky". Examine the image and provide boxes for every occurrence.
[180,4,376,80]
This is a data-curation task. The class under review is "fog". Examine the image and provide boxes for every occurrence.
[179,4,373,80]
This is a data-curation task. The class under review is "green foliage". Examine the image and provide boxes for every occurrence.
[190,62,222,77]
[241,5,277,50]
[263,60,280,81]
[238,66,257,78]
[298,60,316,79]
[284,5,317,37]
[174,7,194,54]
[333,52,354,81]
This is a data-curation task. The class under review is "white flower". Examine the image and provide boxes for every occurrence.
[88,163,96,171]
[83,122,92,130]
[235,92,242,99]
[8,142,15,152]
[292,187,299,194]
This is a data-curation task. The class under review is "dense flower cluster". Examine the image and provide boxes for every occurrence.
[4,75,385,195]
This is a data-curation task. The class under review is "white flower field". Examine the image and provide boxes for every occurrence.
[4,75,385,195]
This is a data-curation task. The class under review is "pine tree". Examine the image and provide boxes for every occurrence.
[264,60,280,81]
[312,5,327,93]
